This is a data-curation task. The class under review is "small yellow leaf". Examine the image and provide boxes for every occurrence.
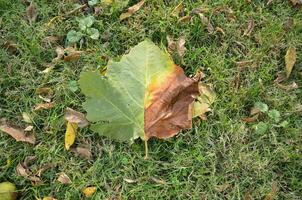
[285,46,296,78]
[82,186,97,197]
[65,122,77,150]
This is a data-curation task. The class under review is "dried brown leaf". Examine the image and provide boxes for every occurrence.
[65,108,89,128]
[274,71,287,83]
[119,0,145,20]
[36,87,54,98]
[16,163,29,177]
[283,18,294,31]
[178,15,191,23]
[285,46,296,78]
[215,27,225,35]
[242,114,259,123]
[57,172,72,184]
[243,19,255,36]
[176,36,186,58]
[64,47,82,62]
[2,41,19,55]
[290,0,302,6]
[36,163,54,177]
[276,82,298,91]
[52,46,64,62]
[34,102,55,111]
[74,147,92,160]
[26,1,37,25]
[167,35,176,53]
[0,120,35,144]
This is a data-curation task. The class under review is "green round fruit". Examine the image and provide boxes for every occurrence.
[0,182,17,200]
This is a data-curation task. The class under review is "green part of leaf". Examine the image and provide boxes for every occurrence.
[254,102,269,113]
[87,28,100,40]
[88,0,98,6]
[254,122,268,135]
[67,30,82,43]
[79,40,173,141]
[268,109,281,123]
[68,80,79,92]
[79,16,95,31]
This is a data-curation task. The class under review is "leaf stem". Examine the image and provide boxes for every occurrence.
[144,139,148,159]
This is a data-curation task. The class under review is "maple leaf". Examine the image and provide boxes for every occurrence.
[79,41,212,144]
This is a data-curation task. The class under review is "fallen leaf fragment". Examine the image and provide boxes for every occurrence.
[124,178,137,183]
[65,108,89,128]
[276,82,298,91]
[0,120,35,144]
[2,41,19,55]
[57,172,72,184]
[119,0,145,21]
[36,164,54,177]
[167,36,186,58]
[64,47,82,62]
[36,87,54,98]
[22,112,32,123]
[150,177,166,184]
[65,122,77,150]
[171,2,183,17]
[24,126,34,132]
[53,47,82,62]
[290,0,302,6]
[16,160,42,185]
[176,36,186,58]
[26,1,37,25]
[285,46,296,78]
[274,71,287,83]
[242,114,259,123]
[178,15,191,23]
[82,186,97,197]
[74,147,92,160]
[215,27,225,35]
[34,102,54,111]
[42,197,57,200]
[243,19,255,36]
[198,13,214,34]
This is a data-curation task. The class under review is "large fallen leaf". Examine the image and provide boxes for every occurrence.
[65,122,77,150]
[285,46,296,78]
[79,41,210,142]
[119,0,145,21]
[0,120,35,144]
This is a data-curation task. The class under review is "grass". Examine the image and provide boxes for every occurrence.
[0,0,302,199]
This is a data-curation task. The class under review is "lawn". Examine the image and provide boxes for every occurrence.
[0,0,302,199]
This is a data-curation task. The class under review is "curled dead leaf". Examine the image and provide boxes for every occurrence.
[57,172,72,184]
[82,186,97,197]
[119,0,145,21]
[26,1,37,25]
[215,27,225,35]
[243,19,255,36]
[285,46,296,78]
[123,178,137,183]
[16,157,42,185]
[0,119,35,144]
[34,102,55,111]
[178,15,191,23]
[65,108,89,128]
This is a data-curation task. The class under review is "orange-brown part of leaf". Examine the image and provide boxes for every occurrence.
[144,65,200,140]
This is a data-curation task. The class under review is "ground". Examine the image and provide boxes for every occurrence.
[0,0,302,199]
